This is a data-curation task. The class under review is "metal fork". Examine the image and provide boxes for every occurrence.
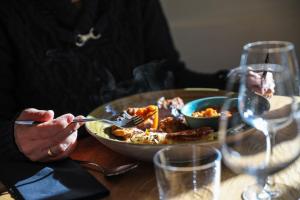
[14,111,156,128]
[72,115,145,128]
[15,115,144,128]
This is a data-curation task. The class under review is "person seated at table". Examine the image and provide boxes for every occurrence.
[0,0,270,162]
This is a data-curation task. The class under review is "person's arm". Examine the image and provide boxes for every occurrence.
[141,0,228,89]
[0,24,26,160]
[0,24,83,162]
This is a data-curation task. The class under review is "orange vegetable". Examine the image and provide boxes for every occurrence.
[151,106,159,130]
[128,105,159,130]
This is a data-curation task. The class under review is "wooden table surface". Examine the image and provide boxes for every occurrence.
[1,135,300,200]
[1,96,300,200]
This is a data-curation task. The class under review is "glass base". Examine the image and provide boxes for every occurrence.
[242,183,294,200]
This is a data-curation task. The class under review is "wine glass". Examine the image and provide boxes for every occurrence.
[241,41,300,198]
[219,62,300,200]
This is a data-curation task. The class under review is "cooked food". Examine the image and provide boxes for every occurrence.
[158,117,188,133]
[157,97,185,119]
[263,88,273,98]
[112,126,215,144]
[127,105,159,130]
[166,126,215,142]
[192,107,232,118]
[129,130,167,144]
[111,97,218,144]
[112,127,145,139]
[192,107,220,118]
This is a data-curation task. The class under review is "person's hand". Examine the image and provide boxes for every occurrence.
[228,67,275,98]
[246,71,275,98]
[14,108,84,162]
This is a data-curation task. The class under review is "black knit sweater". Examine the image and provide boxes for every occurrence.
[0,0,227,160]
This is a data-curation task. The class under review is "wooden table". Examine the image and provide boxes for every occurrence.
[1,135,300,200]
[1,95,300,200]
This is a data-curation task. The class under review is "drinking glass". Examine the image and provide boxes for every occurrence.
[154,144,221,200]
[219,61,300,199]
[242,41,300,198]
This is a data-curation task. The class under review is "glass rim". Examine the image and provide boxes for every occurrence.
[153,144,221,171]
[243,41,295,53]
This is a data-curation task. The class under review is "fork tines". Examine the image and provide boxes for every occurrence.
[132,116,144,126]
[121,110,157,128]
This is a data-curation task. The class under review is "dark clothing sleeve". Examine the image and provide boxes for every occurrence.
[142,0,228,89]
[0,23,26,161]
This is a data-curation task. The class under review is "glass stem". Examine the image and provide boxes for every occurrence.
[265,177,275,190]
[256,176,271,200]
[263,126,279,197]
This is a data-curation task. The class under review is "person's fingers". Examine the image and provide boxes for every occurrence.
[41,132,78,162]
[14,112,83,162]
[28,131,78,162]
[31,114,74,139]
[41,114,84,141]
[44,142,77,162]
[37,115,83,161]
[49,134,78,161]
[247,73,261,86]
[41,115,82,145]
[16,114,75,156]
[15,109,55,143]
[17,108,54,122]
[43,113,74,128]
[48,121,81,147]
[247,71,265,94]
[54,139,77,160]
[75,115,85,127]
[14,109,54,154]
[46,143,68,158]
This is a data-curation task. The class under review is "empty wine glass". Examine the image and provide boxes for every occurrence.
[242,41,300,198]
[219,62,300,200]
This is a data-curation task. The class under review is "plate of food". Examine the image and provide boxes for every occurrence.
[85,88,269,161]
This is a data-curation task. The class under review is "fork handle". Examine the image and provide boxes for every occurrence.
[15,118,106,125]
[14,120,42,125]
[72,118,103,123]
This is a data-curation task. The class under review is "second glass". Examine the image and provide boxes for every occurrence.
[154,144,221,200]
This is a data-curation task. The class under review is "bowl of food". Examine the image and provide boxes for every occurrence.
[181,96,238,130]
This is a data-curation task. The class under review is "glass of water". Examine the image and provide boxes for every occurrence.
[153,144,221,200]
